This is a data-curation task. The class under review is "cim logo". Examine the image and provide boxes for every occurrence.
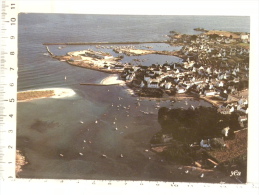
[230,170,241,177]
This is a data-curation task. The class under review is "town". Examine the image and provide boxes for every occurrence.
[119,29,249,125]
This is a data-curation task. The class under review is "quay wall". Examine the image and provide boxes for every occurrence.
[43,41,167,45]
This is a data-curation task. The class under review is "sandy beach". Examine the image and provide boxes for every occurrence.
[17,88,76,102]
[100,74,125,85]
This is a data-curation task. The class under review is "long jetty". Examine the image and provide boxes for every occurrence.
[80,83,122,86]
[46,46,54,56]
[43,41,167,45]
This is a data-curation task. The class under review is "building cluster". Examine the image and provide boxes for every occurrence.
[121,31,249,125]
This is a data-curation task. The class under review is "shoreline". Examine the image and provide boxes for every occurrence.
[17,88,76,102]
[100,74,125,85]
[16,150,28,176]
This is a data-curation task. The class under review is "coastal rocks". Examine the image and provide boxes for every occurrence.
[16,150,28,175]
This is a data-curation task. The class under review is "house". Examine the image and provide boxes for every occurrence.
[174,69,180,74]
[204,89,217,96]
[238,115,248,127]
[126,73,135,81]
[233,77,240,83]
[217,107,231,114]
[163,65,171,71]
[140,81,145,88]
[237,105,248,114]
[200,139,211,148]
[148,81,160,88]
[183,81,193,89]
[177,88,186,93]
[148,71,155,77]
[103,65,111,70]
[165,82,172,89]
[217,81,224,87]
[153,68,162,75]
[238,115,248,122]
[238,98,248,105]
[229,106,235,112]
[240,34,249,42]
[176,84,186,93]
[144,75,151,82]
[210,138,226,148]
[221,126,230,137]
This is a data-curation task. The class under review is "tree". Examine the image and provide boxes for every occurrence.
[209,34,220,39]
[190,35,198,41]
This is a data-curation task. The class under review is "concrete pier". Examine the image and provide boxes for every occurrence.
[43,41,167,45]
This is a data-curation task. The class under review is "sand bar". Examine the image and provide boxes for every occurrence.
[18,88,76,102]
[100,74,125,85]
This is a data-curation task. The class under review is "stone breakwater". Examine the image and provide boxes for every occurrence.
[43,41,167,45]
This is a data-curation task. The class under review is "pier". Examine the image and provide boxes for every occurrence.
[80,83,122,86]
[43,41,167,46]
[46,46,54,56]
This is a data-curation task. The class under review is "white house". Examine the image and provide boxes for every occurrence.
[237,105,248,114]
[126,73,135,81]
[144,75,151,82]
[204,89,217,96]
[148,81,160,88]
[241,34,249,41]
[140,81,145,88]
[218,81,224,87]
[238,115,248,122]
[238,98,248,105]
[165,82,172,89]
[217,107,231,114]
[200,139,211,148]
[221,126,230,137]
[176,85,186,93]
[153,69,162,75]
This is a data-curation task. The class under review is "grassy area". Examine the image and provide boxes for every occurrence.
[207,129,247,163]
[235,42,250,50]
[17,90,55,101]
[205,30,241,39]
